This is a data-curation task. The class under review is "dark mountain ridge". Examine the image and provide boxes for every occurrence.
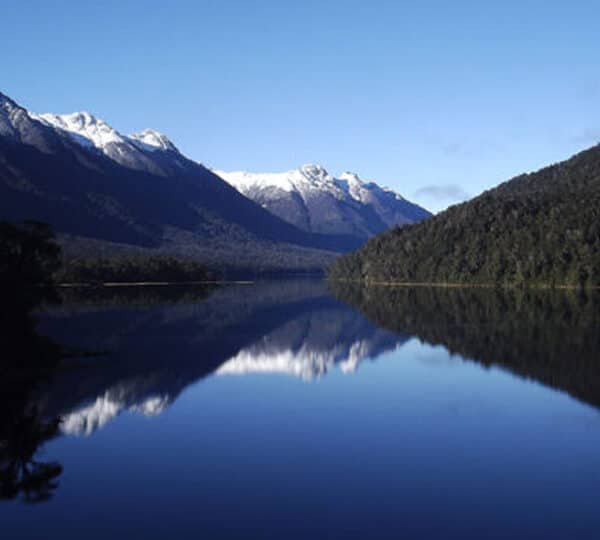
[329,144,600,287]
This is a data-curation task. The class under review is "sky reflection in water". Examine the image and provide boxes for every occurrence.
[1,281,600,540]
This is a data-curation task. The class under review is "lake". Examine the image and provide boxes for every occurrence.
[2,280,600,539]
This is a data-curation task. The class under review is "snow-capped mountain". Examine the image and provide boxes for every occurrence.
[33,111,179,154]
[1,91,186,176]
[1,91,368,270]
[215,164,431,238]
[30,110,180,175]
[128,128,179,153]
[32,111,125,149]
[1,92,65,153]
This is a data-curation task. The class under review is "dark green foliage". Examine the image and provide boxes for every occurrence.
[0,221,64,502]
[58,236,335,278]
[56,255,213,284]
[330,283,600,408]
[0,220,63,375]
[329,144,600,287]
[0,220,61,289]
[0,406,62,503]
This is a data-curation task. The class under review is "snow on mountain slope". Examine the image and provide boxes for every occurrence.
[32,111,123,148]
[215,164,431,238]
[2,90,430,256]
[217,164,346,199]
[4,90,430,241]
[336,171,403,204]
[0,92,66,152]
[32,111,178,154]
[128,128,179,153]
[0,93,25,140]
[29,109,179,175]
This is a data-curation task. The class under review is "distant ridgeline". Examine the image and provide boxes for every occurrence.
[330,283,600,409]
[329,144,600,287]
[0,91,428,275]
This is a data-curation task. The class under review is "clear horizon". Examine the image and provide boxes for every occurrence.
[4,0,599,212]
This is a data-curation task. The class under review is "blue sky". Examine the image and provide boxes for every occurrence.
[4,0,599,212]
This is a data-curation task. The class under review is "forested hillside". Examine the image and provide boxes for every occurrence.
[329,144,600,287]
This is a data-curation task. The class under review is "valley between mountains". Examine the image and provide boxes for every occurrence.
[2,90,597,286]
[0,91,429,276]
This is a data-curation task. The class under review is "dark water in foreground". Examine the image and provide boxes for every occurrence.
[2,280,600,539]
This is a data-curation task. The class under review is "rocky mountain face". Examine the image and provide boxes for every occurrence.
[215,164,431,240]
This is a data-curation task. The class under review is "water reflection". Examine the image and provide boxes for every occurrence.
[0,288,63,502]
[34,281,405,436]
[0,407,62,503]
[330,283,600,408]
[4,279,600,537]
[216,302,407,378]
[2,276,600,518]
[30,282,600,441]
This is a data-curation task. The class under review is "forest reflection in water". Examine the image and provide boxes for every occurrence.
[0,288,63,503]
[1,280,600,507]
[330,283,600,408]
[0,284,217,503]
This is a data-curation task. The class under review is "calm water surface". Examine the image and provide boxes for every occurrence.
[2,280,600,539]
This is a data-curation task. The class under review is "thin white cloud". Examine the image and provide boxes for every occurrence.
[414,184,470,203]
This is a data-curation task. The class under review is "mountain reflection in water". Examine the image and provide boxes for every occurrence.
[3,279,600,519]
[34,281,407,436]
[27,281,600,437]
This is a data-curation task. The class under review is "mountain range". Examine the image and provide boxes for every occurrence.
[215,165,430,239]
[0,91,429,274]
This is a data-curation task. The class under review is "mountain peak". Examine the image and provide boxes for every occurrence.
[67,110,96,124]
[128,128,179,153]
[25,105,177,174]
[33,110,124,149]
[338,171,364,184]
[216,165,431,238]
[299,163,330,179]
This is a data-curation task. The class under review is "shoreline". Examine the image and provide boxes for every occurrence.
[327,279,599,290]
[42,279,600,290]
[55,280,254,288]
